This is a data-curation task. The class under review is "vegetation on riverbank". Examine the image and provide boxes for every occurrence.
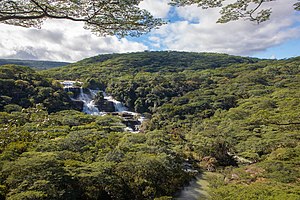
[0,51,299,199]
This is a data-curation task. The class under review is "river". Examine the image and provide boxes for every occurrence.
[175,173,211,200]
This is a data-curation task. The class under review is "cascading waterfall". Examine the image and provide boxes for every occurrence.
[89,89,100,98]
[102,92,128,112]
[61,81,145,132]
[78,88,103,116]
[102,91,145,132]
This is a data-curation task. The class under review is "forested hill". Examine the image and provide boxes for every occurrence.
[43,51,260,80]
[1,52,299,199]
[76,51,260,70]
[0,59,70,70]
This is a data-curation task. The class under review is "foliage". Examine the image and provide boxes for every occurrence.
[210,181,300,200]
[42,51,258,112]
[0,109,190,199]
[0,0,163,37]
[1,51,300,199]
[170,0,300,24]
[0,65,79,113]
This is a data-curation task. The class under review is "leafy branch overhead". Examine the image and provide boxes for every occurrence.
[170,0,300,24]
[0,0,164,37]
[0,0,299,37]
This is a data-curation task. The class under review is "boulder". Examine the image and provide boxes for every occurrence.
[72,100,84,111]
[95,99,115,112]
[64,87,81,98]
[122,119,140,131]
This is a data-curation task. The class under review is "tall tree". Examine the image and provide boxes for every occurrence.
[170,0,300,23]
[0,0,163,37]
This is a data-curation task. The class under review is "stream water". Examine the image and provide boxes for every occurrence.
[175,173,211,200]
[79,88,103,116]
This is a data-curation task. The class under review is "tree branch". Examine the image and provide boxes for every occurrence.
[0,14,45,21]
[271,122,300,126]
[0,0,164,37]
[249,0,264,22]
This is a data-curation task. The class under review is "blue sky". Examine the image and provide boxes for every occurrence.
[253,17,300,59]
[253,38,300,59]
[0,0,299,62]
[136,0,300,59]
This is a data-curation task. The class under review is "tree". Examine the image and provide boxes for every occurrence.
[170,0,300,23]
[0,0,163,37]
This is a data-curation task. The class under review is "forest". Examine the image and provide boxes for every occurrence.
[0,51,299,199]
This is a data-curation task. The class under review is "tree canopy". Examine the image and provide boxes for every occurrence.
[1,0,299,36]
[0,0,163,37]
[170,0,300,23]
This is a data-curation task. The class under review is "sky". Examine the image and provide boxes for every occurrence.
[0,0,299,62]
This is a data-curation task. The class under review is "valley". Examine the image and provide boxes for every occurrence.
[0,51,299,200]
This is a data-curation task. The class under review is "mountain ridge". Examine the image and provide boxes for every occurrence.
[0,58,70,70]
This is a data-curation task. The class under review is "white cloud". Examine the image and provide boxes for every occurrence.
[139,0,171,18]
[151,0,300,56]
[0,0,299,61]
[0,19,148,62]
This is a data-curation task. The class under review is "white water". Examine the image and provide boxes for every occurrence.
[61,80,101,115]
[62,82,145,132]
[102,92,128,112]
[78,88,103,116]
[60,80,83,88]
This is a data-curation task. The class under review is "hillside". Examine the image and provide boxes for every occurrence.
[0,52,299,199]
[0,65,81,113]
[0,59,70,70]
[43,51,260,80]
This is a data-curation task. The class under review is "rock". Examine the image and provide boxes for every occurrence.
[95,99,115,112]
[201,156,217,172]
[231,173,240,180]
[72,100,84,111]
[64,87,81,98]
[119,112,135,118]
[122,119,140,131]
[224,177,230,184]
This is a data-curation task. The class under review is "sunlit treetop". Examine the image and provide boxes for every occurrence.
[170,0,300,24]
[0,0,164,37]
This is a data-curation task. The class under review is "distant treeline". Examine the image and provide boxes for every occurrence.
[0,59,70,70]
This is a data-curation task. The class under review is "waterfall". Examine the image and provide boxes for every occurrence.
[61,81,146,133]
[89,89,99,98]
[78,88,103,116]
[102,92,128,112]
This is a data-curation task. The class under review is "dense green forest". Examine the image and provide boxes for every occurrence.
[0,51,299,199]
[0,65,81,113]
